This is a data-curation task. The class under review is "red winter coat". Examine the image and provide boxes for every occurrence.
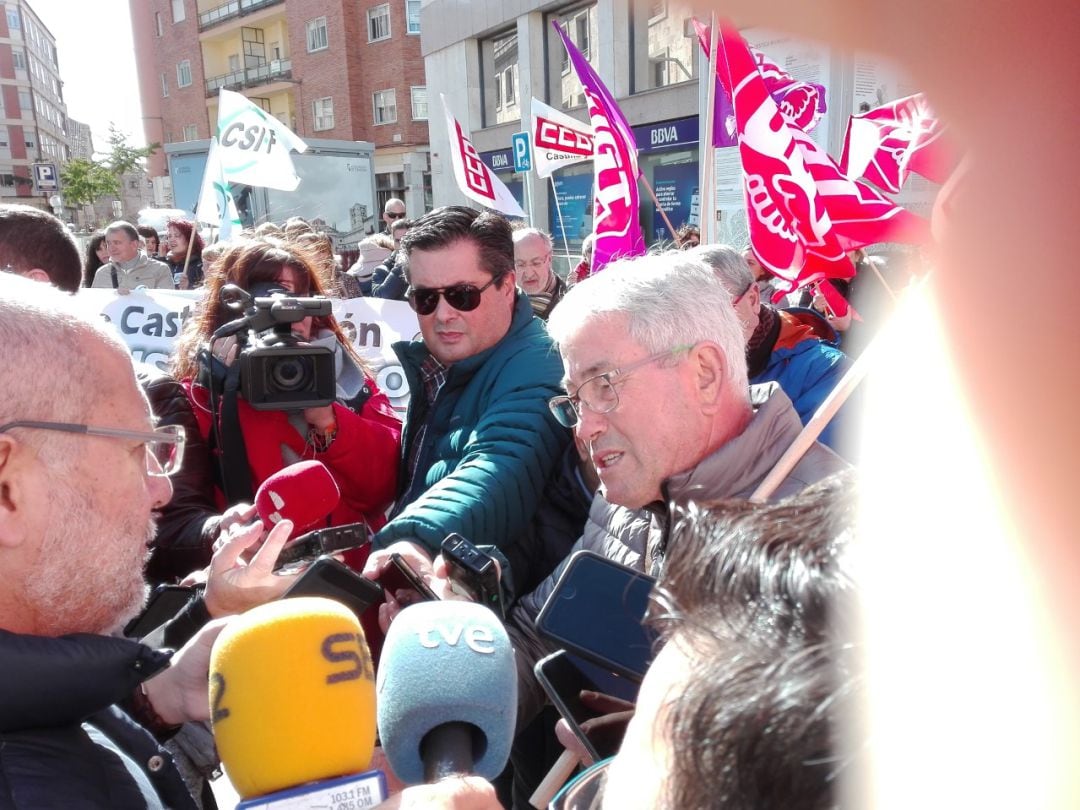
[183,378,401,567]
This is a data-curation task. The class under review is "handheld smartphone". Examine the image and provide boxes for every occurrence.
[281,556,385,621]
[535,551,657,681]
[534,650,640,762]
[440,533,504,619]
[123,584,196,639]
[380,553,439,602]
[274,521,371,572]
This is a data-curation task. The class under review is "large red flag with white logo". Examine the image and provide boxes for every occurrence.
[715,24,929,305]
[441,94,526,219]
[552,22,645,273]
[840,92,959,194]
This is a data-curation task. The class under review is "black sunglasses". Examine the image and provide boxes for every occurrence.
[406,272,504,316]
[385,211,407,220]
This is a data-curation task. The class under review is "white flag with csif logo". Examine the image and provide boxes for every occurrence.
[195,138,243,240]
[216,88,308,191]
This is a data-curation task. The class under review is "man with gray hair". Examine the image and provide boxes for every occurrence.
[513,226,566,319]
[91,220,174,292]
[509,250,847,723]
[691,244,851,453]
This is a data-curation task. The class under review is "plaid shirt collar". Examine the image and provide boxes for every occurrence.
[419,353,448,405]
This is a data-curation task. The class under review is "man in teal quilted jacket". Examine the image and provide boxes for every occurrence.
[366,206,569,597]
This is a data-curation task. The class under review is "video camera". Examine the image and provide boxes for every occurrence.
[213,282,336,410]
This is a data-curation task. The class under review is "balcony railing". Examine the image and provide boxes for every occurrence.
[198,0,284,31]
[205,59,292,96]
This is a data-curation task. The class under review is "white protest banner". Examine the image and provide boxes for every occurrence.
[74,289,420,415]
[530,98,594,179]
[216,88,308,191]
[196,137,243,239]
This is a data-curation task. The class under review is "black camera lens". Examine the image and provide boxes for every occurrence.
[270,356,313,392]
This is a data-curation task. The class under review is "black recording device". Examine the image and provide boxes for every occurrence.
[123,584,197,639]
[281,556,385,621]
[534,650,640,762]
[440,533,504,619]
[214,282,336,410]
[273,521,372,571]
[535,551,658,681]
[383,553,439,602]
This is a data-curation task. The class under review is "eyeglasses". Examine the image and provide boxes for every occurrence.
[0,421,186,477]
[548,345,692,428]
[406,272,505,316]
[548,757,612,810]
[385,211,407,220]
[515,254,552,270]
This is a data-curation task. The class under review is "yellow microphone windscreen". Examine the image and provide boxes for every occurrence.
[209,596,376,799]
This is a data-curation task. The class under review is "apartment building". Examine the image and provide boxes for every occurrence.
[0,0,71,210]
[130,0,430,215]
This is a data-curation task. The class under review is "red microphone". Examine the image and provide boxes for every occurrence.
[255,460,341,538]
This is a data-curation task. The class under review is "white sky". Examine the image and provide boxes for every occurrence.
[32,0,146,154]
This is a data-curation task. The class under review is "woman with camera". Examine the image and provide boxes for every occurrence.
[167,237,401,570]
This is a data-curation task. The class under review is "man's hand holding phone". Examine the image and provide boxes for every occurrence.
[203,516,298,618]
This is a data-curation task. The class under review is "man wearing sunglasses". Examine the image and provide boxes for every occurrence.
[365,206,569,599]
[382,197,407,233]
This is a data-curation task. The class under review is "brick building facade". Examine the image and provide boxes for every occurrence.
[130,0,430,215]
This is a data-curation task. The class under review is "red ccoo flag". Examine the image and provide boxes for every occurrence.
[715,23,930,308]
[840,92,959,194]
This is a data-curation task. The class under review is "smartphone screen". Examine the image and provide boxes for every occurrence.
[535,650,640,761]
[282,556,385,620]
[380,553,439,602]
[536,551,658,681]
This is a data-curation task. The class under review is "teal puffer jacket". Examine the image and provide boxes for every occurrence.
[374,293,570,584]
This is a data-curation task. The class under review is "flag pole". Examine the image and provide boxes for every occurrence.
[638,174,681,246]
[549,175,574,275]
[699,13,719,245]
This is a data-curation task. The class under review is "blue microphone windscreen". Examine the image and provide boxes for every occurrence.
[376,601,517,784]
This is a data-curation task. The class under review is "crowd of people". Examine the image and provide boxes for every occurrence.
[0,195,868,809]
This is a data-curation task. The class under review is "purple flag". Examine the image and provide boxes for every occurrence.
[552,22,645,273]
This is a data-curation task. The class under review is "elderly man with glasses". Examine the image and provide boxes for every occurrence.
[363,205,569,601]
[0,274,303,809]
[508,251,847,732]
[513,227,567,320]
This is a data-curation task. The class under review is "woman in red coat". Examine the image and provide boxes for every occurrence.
[171,237,401,567]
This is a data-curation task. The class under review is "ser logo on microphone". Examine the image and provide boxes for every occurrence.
[322,632,375,683]
[418,621,496,654]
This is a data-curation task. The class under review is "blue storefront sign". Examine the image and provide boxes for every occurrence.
[633,116,699,153]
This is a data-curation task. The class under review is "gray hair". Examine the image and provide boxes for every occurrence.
[689,244,753,298]
[547,251,749,392]
[0,274,129,462]
[512,227,553,250]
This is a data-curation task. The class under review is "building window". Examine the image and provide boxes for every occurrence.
[548,4,598,110]
[410,86,427,120]
[406,0,421,34]
[160,73,169,97]
[155,12,163,36]
[17,90,30,110]
[171,0,185,23]
[306,17,328,52]
[24,132,34,148]
[368,4,391,42]
[6,9,19,29]
[372,89,397,125]
[182,124,198,141]
[12,50,25,70]
[631,1,695,93]
[312,96,334,131]
[177,60,192,88]
[481,30,519,125]
[376,171,406,214]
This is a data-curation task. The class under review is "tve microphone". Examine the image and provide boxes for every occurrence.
[376,601,517,784]
[255,460,340,538]
[209,597,385,806]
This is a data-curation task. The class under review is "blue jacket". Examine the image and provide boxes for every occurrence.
[749,308,850,452]
[374,293,570,590]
